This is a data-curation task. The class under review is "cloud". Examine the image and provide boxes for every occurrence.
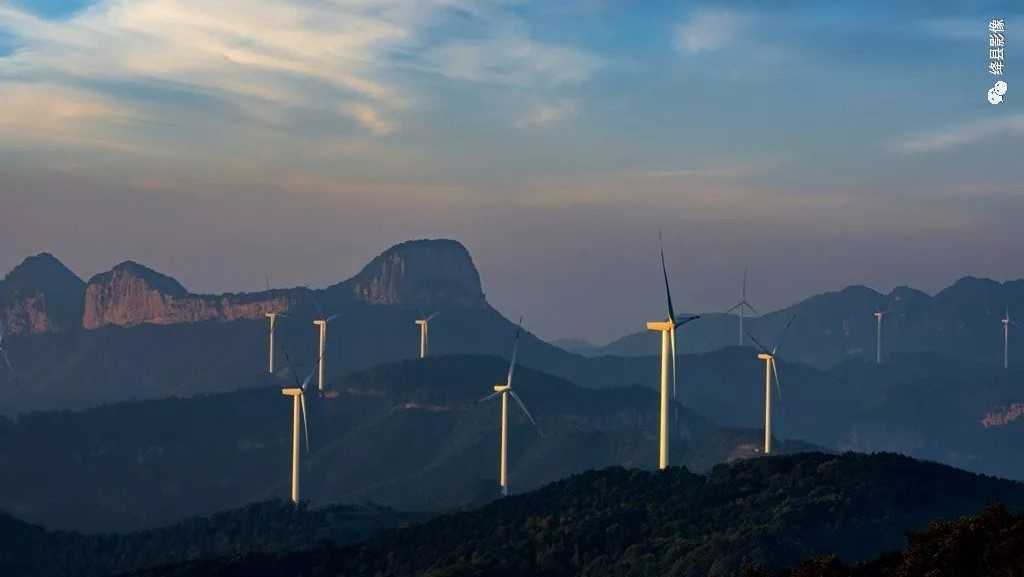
[673,10,747,54]
[0,0,604,148]
[516,100,579,128]
[0,82,143,151]
[886,115,1024,154]
[344,103,397,136]
[430,35,600,87]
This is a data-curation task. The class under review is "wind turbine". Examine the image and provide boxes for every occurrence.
[280,352,319,504]
[874,309,888,365]
[747,314,796,455]
[265,312,286,374]
[312,303,341,394]
[479,318,539,497]
[727,268,758,346]
[645,233,699,470]
[414,312,440,359]
[1004,309,1015,370]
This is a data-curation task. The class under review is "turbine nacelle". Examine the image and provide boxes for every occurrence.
[757,353,773,361]
[281,387,303,397]
[493,384,511,392]
[646,320,674,332]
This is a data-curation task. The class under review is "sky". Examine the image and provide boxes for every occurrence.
[1,0,1022,344]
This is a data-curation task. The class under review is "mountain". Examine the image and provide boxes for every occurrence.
[0,355,814,533]
[0,499,427,577]
[591,278,1024,368]
[0,239,587,414]
[116,452,1024,577]
[550,337,602,357]
[1,253,84,335]
[81,261,298,329]
[2,241,1021,417]
[749,504,1024,577]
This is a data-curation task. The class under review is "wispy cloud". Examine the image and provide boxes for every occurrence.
[429,35,600,87]
[673,10,747,54]
[886,115,1024,154]
[516,99,579,128]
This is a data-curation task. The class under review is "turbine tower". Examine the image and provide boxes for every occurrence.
[645,233,699,470]
[727,268,758,346]
[1004,309,1015,370]
[479,318,538,496]
[280,354,318,504]
[874,310,887,365]
[747,315,796,455]
[312,312,340,394]
[415,312,439,359]
[266,312,280,374]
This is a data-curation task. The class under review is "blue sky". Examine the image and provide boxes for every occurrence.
[0,0,1021,342]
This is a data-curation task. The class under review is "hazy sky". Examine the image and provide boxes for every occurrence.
[1,0,1022,343]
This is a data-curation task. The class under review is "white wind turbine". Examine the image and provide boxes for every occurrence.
[280,352,319,504]
[646,233,699,470]
[312,304,341,394]
[415,312,440,359]
[747,314,796,455]
[874,309,889,365]
[265,312,288,374]
[1004,309,1016,370]
[479,318,539,497]
[727,268,758,346]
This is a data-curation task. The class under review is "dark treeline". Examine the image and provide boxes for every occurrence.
[0,500,426,577]
[121,452,1024,577]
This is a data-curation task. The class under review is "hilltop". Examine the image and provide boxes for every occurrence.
[117,452,1024,577]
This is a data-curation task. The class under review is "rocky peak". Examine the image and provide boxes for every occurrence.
[93,261,188,297]
[1,253,84,334]
[82,262,289,329]
[342,239,486,310]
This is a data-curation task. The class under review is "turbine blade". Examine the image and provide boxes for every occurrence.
[743,301,759,315]
[427,312,440,321]
[300,393,310,452]
[670,327,678,400]
[726,302,743,314]
[326,313,341,323]
[478,391,501,404]
[675,314,699,329]
[510,391,538,429]
[312,297,324,319]
[659,231,677,322]
[742,267,748,301]
[1,349,13,373]
[282,351,303,388]
[772,314,798,355]
[746,331,770,355]
[301,353,323,391]
[506,317,523,388]
[772,358,782,402]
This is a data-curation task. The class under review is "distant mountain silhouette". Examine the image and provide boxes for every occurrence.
[0,253,84,334]
[591,277,1024,367]
[0,355,814,533]
[112,452,1024,577]
[1,240,1020,417]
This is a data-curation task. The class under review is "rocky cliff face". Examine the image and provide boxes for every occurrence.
[82,262,292,329]
[341,239,486,310]
[1,253,85,335]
